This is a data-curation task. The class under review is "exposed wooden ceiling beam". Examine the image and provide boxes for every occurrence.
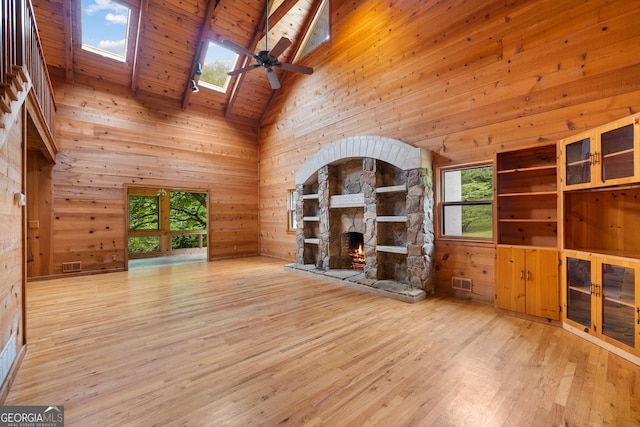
[225,0,300,120]
[62,0,74,82]
[181,0,222,110]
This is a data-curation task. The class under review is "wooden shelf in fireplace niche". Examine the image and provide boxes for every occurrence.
[330,193,365,208]
[376,245,408,254]
[302,193,319,200]
[304,238,320,245]
[375,184,407,194]
[376,216,408,223]
[303,216,320,222]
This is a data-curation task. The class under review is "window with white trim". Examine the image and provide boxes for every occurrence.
[287,189,298,231]
[440,164,493,239]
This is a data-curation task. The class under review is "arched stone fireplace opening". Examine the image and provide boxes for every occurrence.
[285,136,435,302]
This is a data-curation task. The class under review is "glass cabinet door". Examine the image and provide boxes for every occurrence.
[566,256,593,328]
[564,136,592,187]
[600,124,635,183]
[600,262,636,348]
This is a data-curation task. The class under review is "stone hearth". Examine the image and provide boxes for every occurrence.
[284,263,426,303]
[288,136,435,302]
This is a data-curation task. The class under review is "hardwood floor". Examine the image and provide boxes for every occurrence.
[6,257,640,426]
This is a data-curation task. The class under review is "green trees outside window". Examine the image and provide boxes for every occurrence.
[442,165,493,239]
[128,189,208,256]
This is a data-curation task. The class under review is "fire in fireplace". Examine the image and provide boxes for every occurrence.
[350,243,365,270]
[341,232,364,270]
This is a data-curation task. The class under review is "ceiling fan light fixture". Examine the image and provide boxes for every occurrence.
[219,0,313,90]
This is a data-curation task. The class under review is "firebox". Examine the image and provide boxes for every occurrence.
[341,232,364,270]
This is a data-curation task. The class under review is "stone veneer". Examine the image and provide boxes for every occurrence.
[291,136,435,299]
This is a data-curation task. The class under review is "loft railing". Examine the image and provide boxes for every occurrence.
[1,0,56,134]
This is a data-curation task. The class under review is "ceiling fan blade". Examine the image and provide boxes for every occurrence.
[227,64,260,76]
[265,67,281,90]
[269,37,292,59]
[219,39,258,59]
[277,62,314,75]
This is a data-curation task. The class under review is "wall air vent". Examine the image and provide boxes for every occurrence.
[62,261,82,273]
[0,332,17,386]
[452,276,472,292]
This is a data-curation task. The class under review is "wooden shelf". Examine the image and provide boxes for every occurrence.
[497,164,557,174]
[603,295,635,308]
[498,191,557,197]
[330,194,364,208]
[304,238,320,245]
[377,216,407,223]
[302,193,319,200]
[603,148,634,159]
[564,248,640,262]
[568,285,591,296]
[563,186,640,259]
[498,218,557,223]
[566,159,590,167]
[496,167,557,194]
[376,245,407,254]
[303,216,319,222]
[496,144,557,171]
[376,185,406,194]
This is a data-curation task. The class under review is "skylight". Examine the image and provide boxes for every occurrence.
[198,41,239,92]
[81,0,131,62]
[295,0,330,61]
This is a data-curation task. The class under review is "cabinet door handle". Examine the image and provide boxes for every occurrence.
[590,282,594,295]
[594,151,600,165]
[594,283,600,297]
[527,270,531,281]
[520,269,524,280]
[636,307,640,325]
[589,152,594,165]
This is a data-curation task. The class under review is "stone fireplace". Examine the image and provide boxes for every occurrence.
[286,136,435,302]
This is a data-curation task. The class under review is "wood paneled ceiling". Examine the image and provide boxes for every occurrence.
[31,0,323,124]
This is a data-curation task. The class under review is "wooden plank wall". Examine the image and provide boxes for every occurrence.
[258,0,640,304]
[50,81,260,274]
[0,111,25,399]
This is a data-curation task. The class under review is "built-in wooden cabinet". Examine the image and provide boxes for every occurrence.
[560,114,640,191]
[560,113,640,363]
[495,246,560,320]
[494,144,560,321]
[563,250,640,356]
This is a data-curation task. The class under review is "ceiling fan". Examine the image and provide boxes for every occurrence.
[221,0,314,90]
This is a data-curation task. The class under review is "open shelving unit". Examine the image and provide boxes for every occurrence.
[375,167,408,260]
[495,143,558,247]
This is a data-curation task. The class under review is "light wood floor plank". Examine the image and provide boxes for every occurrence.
[5,256,640,426]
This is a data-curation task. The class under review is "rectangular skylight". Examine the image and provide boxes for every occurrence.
[198,41,240,92]
[81,0,131,62]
